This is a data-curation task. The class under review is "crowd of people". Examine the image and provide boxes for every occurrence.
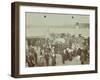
[26,33,89,67]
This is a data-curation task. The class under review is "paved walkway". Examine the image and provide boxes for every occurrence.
[56,54,81,66]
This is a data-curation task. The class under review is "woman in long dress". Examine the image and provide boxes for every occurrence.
[51,53,56,66]
[56,53,63,66]
[27,50,35,67]
[39,51,45,66]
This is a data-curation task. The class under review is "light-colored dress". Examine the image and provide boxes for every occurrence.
[56,54,63,66]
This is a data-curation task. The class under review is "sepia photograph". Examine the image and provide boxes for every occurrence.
[11,2,97,77]
[25,12,90,67]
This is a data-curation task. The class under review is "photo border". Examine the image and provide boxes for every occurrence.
[11,2,98,78]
